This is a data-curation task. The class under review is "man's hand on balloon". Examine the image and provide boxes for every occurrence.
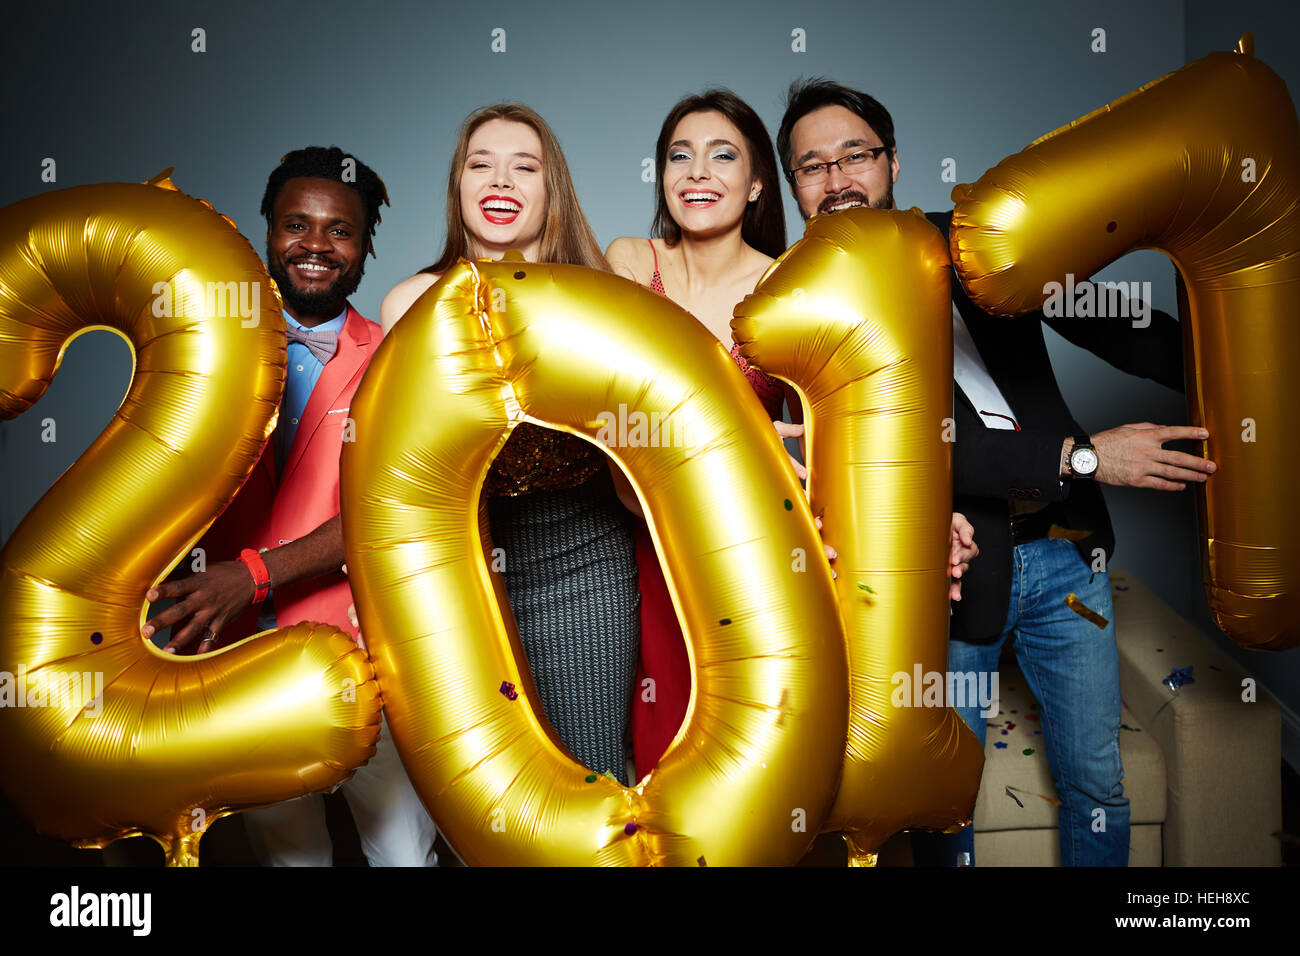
[774,421,807,480]
[814,514,838,571]
[342,564,366,650]
[1070,424,1215,490]
[775,420,836,564]
[142,561,255,655]
[949,512,978,606]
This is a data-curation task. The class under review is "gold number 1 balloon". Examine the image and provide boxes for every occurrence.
[951,35,1300,650]
[341,258,849,866]
[0,176,381,865]
[734,208,985,864]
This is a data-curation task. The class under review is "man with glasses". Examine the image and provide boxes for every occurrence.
[776,79,1215,866]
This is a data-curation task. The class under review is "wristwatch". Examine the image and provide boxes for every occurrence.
[238,548,272,605]
[1067,433,1099,479]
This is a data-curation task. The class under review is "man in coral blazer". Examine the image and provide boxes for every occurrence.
[141,146,438,867]
[174,300,379,648]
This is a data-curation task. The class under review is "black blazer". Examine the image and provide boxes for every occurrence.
[928,211,1186,643]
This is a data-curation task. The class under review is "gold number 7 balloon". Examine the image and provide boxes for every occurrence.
[0,174,381,865]
[951,34,1300,650]
[734,208,986,865]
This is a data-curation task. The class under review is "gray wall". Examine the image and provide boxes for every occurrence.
[2,1,1297,753]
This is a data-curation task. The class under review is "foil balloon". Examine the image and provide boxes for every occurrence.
[0,175,381,866]
[341,257,849,866]
[734,207,985,865]
[950,35,1300,650]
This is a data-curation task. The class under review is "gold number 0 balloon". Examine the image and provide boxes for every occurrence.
[950,36,1300,650]
[0,177,381,865]
[341,258,848,866]
[734,208,985,864]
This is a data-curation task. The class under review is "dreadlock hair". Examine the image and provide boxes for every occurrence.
[260,146,390,257]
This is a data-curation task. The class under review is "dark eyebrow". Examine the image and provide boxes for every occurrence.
[281,211,355,228]
[668,138,740,152]
[792,139,872,168]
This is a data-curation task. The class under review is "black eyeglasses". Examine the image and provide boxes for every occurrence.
[788,146,890,186]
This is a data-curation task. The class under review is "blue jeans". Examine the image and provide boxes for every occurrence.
[912,537,1130,866]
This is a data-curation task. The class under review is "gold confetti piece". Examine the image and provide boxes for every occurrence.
[1048,524,1093,541]
[1006,784,1062,808]
[1065,593,1109,629]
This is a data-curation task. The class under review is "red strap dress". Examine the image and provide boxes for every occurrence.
[631,240,786,779]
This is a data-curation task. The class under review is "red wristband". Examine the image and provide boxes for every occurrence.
[238,548,272,605]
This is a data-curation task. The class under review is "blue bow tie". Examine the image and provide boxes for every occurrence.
[285,324,339,364]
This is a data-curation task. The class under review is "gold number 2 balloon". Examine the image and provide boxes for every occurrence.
[0,176,381,865]
[341,258,849,866]
[950,35,1300,650]
[734,208,985,864]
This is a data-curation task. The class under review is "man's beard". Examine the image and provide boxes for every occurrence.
[266,249,364,320]
[806,182,894,220]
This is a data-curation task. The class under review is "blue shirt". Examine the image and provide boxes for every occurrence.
[274,307,347,481]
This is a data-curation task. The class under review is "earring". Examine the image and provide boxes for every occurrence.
[749,190,760,202]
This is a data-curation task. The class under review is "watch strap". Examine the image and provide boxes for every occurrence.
[238,548,272,605]
[1069,433,1096,478]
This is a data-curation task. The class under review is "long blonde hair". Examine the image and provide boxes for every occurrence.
[423,103,609,274]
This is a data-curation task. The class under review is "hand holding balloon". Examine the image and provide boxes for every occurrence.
[774,420,810,481]
[144,514,350,653]
[143,562,256,653]
[949,512,977,604]
[1074,424,1216,491]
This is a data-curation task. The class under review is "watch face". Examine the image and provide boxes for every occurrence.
[1071,447,1099,475]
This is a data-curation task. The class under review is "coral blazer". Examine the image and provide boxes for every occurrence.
[201,304,382,644]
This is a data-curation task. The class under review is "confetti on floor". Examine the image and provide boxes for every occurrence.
[1023,748,1035,756]
[1006,784,1062,808]
[994,742,1008,749]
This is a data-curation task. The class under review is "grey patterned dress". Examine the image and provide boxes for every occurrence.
[486,429,640,784]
